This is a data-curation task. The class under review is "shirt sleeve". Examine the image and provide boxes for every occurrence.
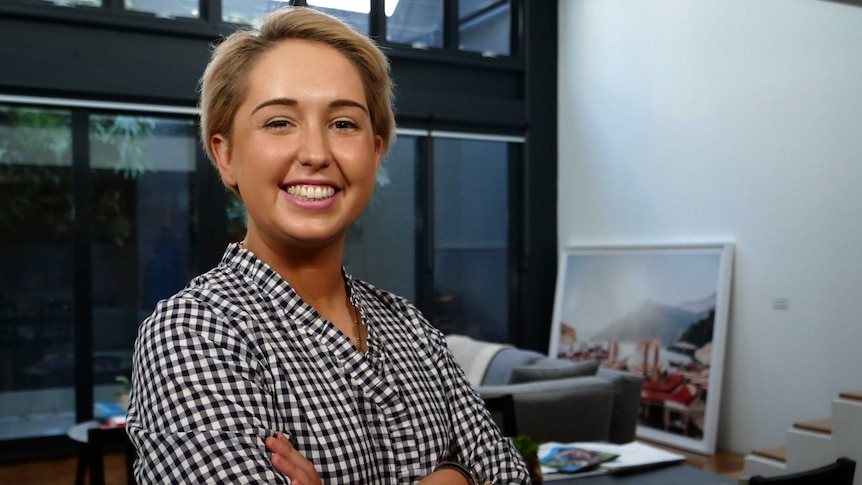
[435,331,531,484]
[126,297,289,484]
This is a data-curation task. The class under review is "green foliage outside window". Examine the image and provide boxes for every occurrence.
[0,107,156,246]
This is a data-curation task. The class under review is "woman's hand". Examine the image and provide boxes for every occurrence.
[265,432,322,485]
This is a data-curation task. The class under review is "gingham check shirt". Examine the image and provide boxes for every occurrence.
[127,243,529,484]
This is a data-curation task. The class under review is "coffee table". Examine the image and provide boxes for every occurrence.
[548,464,736,484]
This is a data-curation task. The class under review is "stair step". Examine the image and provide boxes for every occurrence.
[839,390,862,402]
[751,446,787,463]
[793,418,832,435]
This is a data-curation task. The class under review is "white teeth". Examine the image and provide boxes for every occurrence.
[287,184,335,201]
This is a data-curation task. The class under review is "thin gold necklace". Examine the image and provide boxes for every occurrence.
[349,298,365,352]
[346,279,365,353]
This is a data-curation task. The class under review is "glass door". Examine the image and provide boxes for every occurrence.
[0,105,76,440]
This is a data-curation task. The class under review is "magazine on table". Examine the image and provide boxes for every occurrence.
[94,401,127,428]
[540,444,619,474]
[538,441,687,480]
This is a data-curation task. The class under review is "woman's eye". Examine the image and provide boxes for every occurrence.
[266,120,291,129]
[333,120,358,130]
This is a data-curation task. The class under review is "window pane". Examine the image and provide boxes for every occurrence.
[222,0,287,25]
[459,0,510,57]
[223,1,369,33]
[21,0,102,6]
[343,135,417,303]
[306,0,369,35]
[0,105,75,440]
[386,0,443,49]
[433,137,508,342]
[124,0,199,19]
[89,115,197,410]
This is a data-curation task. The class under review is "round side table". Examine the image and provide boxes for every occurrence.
[66,419,134,485]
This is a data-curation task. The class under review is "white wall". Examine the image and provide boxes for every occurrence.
[558,0,862,454]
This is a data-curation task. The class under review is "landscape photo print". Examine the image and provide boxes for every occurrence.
[549,244,734,454]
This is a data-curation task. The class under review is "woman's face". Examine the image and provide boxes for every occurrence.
[211,39,383,251]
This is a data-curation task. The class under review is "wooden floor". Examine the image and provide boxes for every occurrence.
[0,446,745,484]
[641,439,745,478]
[0,452,129,485]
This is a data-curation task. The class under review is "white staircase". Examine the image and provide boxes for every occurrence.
[742,391,862,483]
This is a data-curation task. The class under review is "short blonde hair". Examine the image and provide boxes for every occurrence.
[198,7,396,165]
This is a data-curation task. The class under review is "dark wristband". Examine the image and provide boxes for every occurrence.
[434,461,483,485]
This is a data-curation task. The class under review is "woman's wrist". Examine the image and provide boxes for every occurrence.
[432,461,486,485]
[422,467,471,484]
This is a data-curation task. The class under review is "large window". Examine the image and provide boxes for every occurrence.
[0,102,199,442]
[0,100,524,449]
[89,115,197,409]
[0,106,74,440]
[343,131,522,342]
[343,134,418,302]
[433,136,513,341]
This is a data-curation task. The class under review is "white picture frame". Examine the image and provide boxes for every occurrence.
[549,244,734,454]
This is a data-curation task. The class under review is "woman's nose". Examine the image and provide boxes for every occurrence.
[297,125,331,168]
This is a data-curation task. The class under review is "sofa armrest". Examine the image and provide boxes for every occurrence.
[477,376,615,444]
[596,367,643,444]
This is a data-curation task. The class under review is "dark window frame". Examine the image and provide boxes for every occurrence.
[0,0,524,67]
[0,0,558,460]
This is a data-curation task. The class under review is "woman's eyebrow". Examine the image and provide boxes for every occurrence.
[251,98,297,115]
[329,99,369,115]
[251,98,369,116]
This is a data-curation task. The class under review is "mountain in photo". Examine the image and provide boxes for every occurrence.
[590,298,714,347]
[678,292,717,315]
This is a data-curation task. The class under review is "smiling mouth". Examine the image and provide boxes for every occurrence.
[285,184,337,201]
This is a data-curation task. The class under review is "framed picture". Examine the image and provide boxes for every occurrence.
[549,244,734,454]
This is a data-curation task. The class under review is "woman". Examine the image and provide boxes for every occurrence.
[126,7,529,485]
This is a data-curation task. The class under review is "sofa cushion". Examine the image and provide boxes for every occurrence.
[510,359,600,384]
[482,348,547,386]
[445,334,514,386]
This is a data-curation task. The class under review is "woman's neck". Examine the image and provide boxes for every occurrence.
[240,234,347,310]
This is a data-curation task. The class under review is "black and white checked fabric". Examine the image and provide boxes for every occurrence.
[126,243,530,484]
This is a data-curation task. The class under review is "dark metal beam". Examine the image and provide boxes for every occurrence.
[519,0,557,352]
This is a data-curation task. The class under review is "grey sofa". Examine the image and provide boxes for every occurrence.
[470,346,643,444]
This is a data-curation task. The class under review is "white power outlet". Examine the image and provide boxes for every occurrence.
[772,296,789,310]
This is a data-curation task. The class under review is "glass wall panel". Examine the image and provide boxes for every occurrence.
[124,0,199,19]
[21,0,102,6]
[386,0,443,49]
[459,0,510,57]
[306,0,369,35]
[343,135,417,304]
[433,137,508,342]
[223,1,369,33]
[222,0,288,25]
[0,105,75,440]
[89,115,197,410]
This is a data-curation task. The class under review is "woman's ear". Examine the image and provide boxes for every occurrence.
[211,134,237,187]
[373,135,384,170]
